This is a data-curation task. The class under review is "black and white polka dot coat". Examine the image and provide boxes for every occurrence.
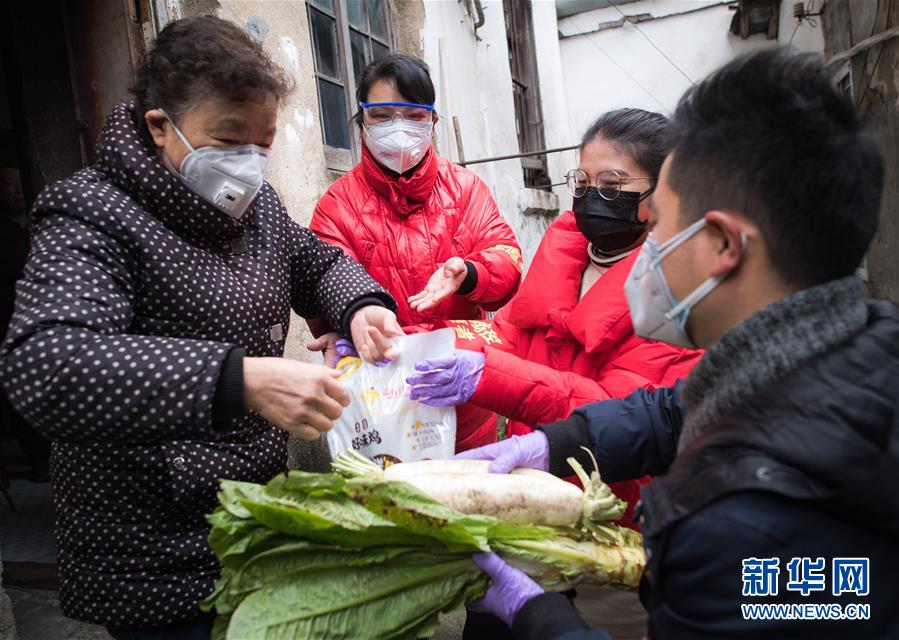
[0,102,394,627]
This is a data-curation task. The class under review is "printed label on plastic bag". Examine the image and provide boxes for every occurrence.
[327,328,457,467]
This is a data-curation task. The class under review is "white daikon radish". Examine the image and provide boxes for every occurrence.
[399,472,584,526]
[332,450,626,527]
[381,459,561,482]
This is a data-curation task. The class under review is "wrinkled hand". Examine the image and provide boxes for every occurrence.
[455,432,550,474]
[406,350,485,406]
[408,257,469,312]
[349,305,404,363]
[243,357,350,440]
[307,332,341,368]
[468,552,544,626]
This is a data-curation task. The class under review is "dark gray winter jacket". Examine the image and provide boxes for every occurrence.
[0,101,395,627]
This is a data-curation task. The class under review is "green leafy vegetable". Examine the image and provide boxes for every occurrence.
[204,463,645,640]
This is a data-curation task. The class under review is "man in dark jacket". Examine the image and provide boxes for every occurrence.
[458,48,898,639]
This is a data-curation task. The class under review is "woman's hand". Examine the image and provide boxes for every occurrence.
[349,305,404,363]
[243,357,351,440]
[406,349,485,406]
[408,257,469,312]
[306,332,341,368]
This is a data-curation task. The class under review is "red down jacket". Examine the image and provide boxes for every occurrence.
[310,146,522,451]
[310,146,522,330]
[450,211,702,527]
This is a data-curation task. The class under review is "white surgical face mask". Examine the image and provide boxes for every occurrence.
[363,119,433,175]
[625,218,744,349]
[162,110,270,219]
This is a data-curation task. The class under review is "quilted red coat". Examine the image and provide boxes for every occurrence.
[454,211,702,527]
[310,146,522,330]
[311,146,522,450]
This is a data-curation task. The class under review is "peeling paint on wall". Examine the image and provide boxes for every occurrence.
[245,16,269,43]
[285,123,301,152]
[279,36,300,73]
[294,107,314,130]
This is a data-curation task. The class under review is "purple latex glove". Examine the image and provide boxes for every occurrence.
[469,552,544,626]
[406,350,485,406]
[454,432,550,474]
[335,338,389,367]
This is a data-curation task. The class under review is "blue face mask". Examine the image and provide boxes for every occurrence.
[624,218,744,349]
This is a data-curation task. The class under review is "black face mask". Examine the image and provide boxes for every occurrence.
[572,187,648,254]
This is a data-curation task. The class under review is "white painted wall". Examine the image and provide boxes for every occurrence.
[557,0,824,139]
[421,0,560,268]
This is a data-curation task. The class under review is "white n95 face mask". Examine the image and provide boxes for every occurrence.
[363,119,433,174]
[624,218,741,349]
[162,110,270,219]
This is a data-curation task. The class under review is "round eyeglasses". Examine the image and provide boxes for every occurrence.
[565,168,655,200]
[358,101,435,126]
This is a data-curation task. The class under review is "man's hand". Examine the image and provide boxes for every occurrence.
[468,552,544,626]
[243,357,350,440]
[454,432,550,474]
[349,305,404,363]
[408,257,469,312]
[306,332,341,368]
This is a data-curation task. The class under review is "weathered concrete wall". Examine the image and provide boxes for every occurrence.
[393,0,426,58]
[822,0,899,304]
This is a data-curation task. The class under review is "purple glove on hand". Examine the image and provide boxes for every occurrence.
[406,349,485,407]
[469,552,544,626]
[454,431,550,474]
[335,338,389,367]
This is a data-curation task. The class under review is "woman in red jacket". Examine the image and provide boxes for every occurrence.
[409,108,702,502]
[308,54,521,450]
[308,54,522,336]
[408,106,702,640]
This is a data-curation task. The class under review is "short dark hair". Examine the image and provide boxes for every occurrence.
[353,53,435,128]
[668,48,883,289]
[131,16,292,124]
[580,108,673,181]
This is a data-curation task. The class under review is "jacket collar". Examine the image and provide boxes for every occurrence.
[642,300,899,539]
[680,276,868,452]
[95,101,255,248]
[504,211,638,354]
[360,143,438,217]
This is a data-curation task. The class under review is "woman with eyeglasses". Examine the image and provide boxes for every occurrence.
[308,53,522,451]
[408,107,702,638]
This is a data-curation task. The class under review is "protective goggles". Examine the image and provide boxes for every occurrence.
[358,101,436,125]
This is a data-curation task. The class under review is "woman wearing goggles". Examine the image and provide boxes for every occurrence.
[308,53,523,453]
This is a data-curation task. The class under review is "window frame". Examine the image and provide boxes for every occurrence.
[306,0,397,172]
[502,0,550,190]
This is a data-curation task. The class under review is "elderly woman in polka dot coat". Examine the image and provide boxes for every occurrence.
[0,16,404,640]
